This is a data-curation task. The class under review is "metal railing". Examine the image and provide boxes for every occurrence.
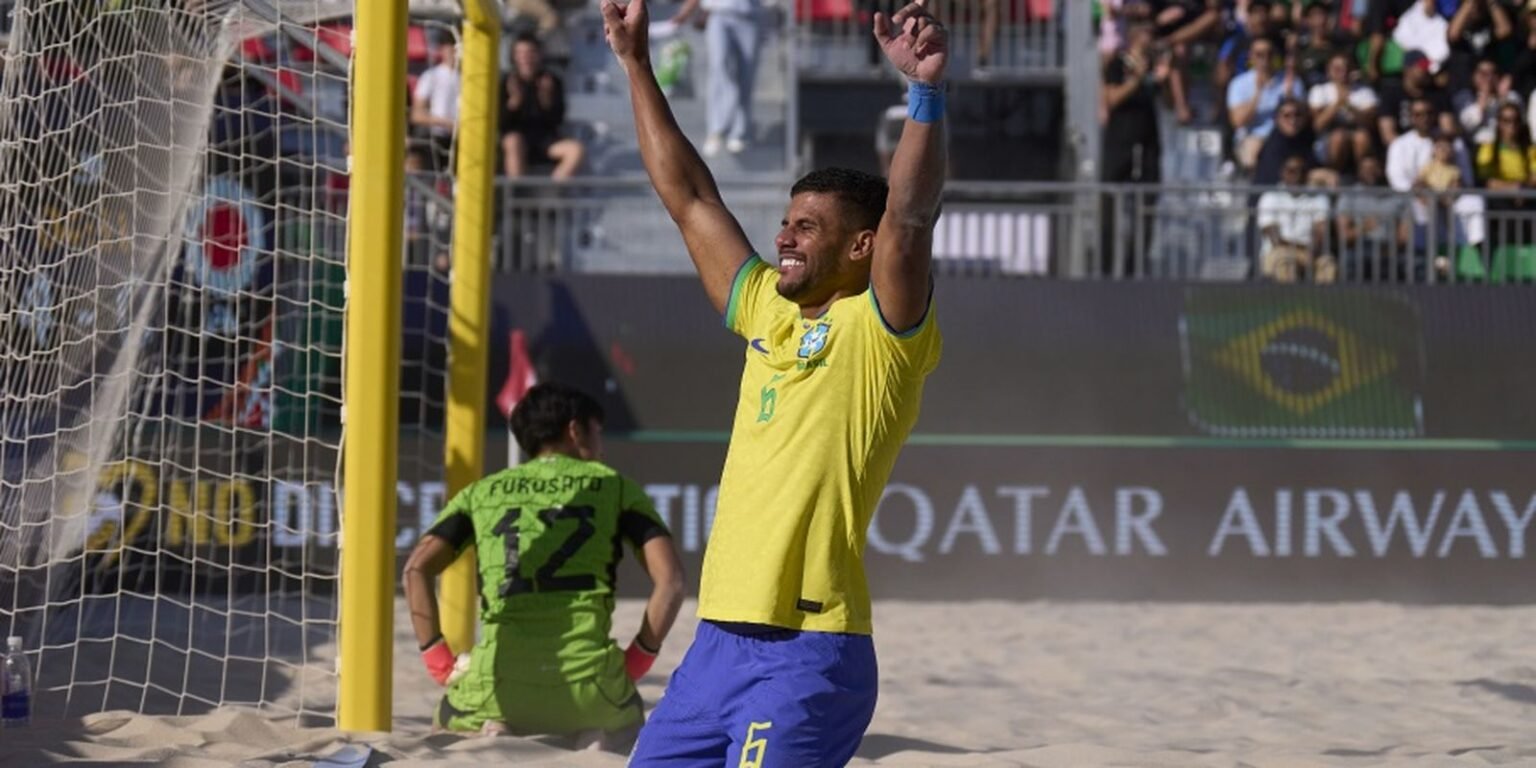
[481,177,1536,284]
[1089,182,1536,284]
[790,0,1064,80]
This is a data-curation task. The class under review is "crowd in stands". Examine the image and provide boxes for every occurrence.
[411,31,585,181]
[1099,0,1536,282]
[402,11,590,269]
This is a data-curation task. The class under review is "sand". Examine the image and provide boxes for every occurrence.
[4,598,1536,767]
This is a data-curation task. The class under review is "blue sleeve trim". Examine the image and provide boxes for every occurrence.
[868,277,934,339]
[722,254,763,330]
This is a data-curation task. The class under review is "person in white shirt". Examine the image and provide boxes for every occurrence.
[412,40,461,171]
[1392,0,1451,74]
[1256,154,1335,283]
[1386,96,1486,253]
[1307,51,1378,172]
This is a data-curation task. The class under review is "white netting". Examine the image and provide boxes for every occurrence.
[0,0,460,726]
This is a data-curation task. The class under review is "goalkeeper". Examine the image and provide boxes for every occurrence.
[403,383,686,746]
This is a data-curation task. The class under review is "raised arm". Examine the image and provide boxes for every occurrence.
[870,0,949,332]
[1448,0,1477,43]
[1490,0,1514,40]
[602,0,752,314]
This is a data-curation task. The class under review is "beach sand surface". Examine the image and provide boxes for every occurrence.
[4,598,1535,767]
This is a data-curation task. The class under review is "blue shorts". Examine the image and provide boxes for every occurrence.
[628,620,878,767]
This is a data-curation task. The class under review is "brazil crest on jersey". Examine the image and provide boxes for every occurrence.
[427,454,668,680]
[698,255,942,634]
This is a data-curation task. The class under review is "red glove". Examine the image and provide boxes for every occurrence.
[421,637,456,686]
[624,637,658,681]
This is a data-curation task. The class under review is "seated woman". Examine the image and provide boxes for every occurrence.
[1474,102,1536,248]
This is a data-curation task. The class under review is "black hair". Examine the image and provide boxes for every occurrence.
[1495,101,1530,155]
[790,167,888,232]
[513,31,542,49]
[509,383,605,457]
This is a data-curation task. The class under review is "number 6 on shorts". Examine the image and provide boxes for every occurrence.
[739,721,771,768]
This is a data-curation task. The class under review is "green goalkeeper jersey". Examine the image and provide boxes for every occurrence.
[426,453,669,682]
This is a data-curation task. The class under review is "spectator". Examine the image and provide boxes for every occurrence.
[1387,97,1487,253]
[1457,58,1521,145]
[1378,50,1456,145]
[1337,153,1412,279]
[1100,20,1168,275]
[1447,0,1516,90]
[1509,2,1536,97]
[1257,153,1336,282]
[1392,0,1453,75]
[1387,97,1455,189]
[412,40,460,172]
[672,0,763,156]
[1421,133,1471,256]
[1150,0,1218,123]
[500,33,585,180]
[1228,36,1306,170]
[1362,0,1421,83]
[1419,133,1464,191]
[1254,97,1318,184]
[1476,101,1536,188]
[1309,50,1379,172]
[1217,0,1277,90]
[1475,101,1536,244]
[1293,0,1351,87]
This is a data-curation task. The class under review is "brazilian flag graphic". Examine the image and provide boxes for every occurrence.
[1180,288,1424,438]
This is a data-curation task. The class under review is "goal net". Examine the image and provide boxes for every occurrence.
[0,0,459,725]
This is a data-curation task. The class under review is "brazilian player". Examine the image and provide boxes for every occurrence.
[601,0,947,763]
[402,383,686,748]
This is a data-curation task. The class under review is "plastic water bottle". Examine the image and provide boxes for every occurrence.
[2,636,31,728]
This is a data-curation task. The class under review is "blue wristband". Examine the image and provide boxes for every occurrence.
[906,81,945,124]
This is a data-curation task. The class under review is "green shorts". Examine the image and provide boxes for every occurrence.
[434,639,643,736]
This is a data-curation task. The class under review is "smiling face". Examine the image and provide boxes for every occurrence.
[773,192,873,307]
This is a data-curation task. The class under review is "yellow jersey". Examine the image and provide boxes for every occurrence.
[698,255,942,634]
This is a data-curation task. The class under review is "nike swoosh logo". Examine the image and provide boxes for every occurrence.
[750,338,770,354]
